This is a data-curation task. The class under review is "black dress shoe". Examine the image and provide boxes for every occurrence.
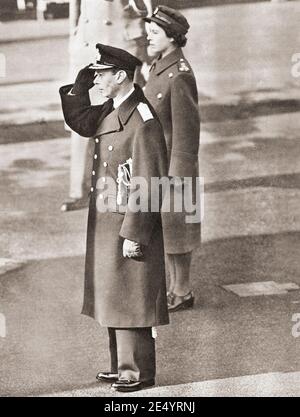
[168,291,194,312]
[60,197,89,212]
[96,372,119,382]
[111,379,155,392]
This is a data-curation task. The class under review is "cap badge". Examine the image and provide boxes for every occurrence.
[96,50,101,62]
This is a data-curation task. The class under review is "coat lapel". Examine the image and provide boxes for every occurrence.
[94,108,122,137]
[118,85,144,125]
[94,85,144,136]
[152,48,184,76]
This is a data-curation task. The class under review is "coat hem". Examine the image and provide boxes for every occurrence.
[81,311,169,328]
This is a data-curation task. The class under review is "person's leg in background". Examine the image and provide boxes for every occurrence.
[164,180,200,312]
[167,252,195,312]
[168,252,193,296]
[61,132,92,211]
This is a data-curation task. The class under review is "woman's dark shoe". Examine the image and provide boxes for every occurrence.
[167,291,194,312]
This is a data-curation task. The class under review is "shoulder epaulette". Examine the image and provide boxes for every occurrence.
[137,103,154,122]
[178,59,190,73]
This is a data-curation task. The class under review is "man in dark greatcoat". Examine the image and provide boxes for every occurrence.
[59,44,169,392]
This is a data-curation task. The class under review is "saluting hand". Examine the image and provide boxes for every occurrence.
[123,239,143,258]
[72,64,96,95]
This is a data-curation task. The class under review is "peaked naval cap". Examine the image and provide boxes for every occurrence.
[90,44,142,71]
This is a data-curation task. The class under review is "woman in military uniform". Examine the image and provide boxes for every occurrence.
[144,6,200,312]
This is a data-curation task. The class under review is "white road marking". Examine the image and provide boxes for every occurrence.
[223,281,299,297]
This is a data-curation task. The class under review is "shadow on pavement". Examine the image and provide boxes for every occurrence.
[201,135,300,185]
[206,172,300,193]
[0,122,69,145]
[2,91,300,145]
[201,99,300,123]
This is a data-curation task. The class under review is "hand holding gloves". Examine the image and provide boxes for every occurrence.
[123,239,143,258]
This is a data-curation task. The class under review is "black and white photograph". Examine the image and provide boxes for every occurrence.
[0,0,300,400]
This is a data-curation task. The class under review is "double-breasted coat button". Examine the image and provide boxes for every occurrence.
[90,187,94,192]
[168,73,174,78]
[103,162,108,167]
[95,138,99,143]
[94,154,98,159]
[108,145,114,151]
[92,170,96,176]
[157,93,162,99]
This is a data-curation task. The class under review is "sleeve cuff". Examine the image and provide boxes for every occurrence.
[119,213,158,246]
[168,150,199,178]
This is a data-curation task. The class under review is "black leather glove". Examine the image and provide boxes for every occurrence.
[72,64,95,95]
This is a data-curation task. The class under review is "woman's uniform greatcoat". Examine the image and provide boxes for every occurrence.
[144,48,201,254]
[60,84,169,328]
